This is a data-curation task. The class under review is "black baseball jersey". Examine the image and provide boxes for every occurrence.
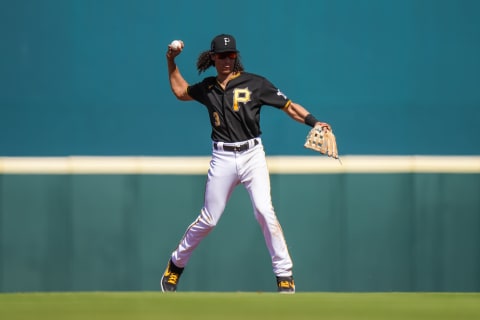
[187,72,291,143]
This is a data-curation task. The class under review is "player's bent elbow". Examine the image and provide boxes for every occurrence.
[174,94,192,101]
[171,87,191,101]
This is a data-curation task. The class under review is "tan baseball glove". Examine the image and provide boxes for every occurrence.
[304,125,339,159]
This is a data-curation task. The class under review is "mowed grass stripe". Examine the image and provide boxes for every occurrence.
[1,292,479,320]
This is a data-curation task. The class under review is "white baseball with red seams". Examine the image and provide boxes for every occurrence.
[170,40,181,50]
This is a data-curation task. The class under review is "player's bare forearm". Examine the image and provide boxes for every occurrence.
[284,102,311,123]
[166,57,191,101]
[285,102,330,128]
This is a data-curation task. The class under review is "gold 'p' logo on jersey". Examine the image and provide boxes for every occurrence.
[232,88,252,111]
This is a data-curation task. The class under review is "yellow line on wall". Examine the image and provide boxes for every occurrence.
[0,156,479,174]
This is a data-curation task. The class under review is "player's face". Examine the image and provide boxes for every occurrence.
[212,52,237,75]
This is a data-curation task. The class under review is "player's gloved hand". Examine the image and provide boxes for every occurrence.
[304,124,339,159]
[316,122,331,131]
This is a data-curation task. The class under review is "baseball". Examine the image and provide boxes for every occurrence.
[170,40,182,50]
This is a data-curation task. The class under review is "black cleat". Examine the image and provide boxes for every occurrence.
[276,276,295,294]
[161,259,184,292]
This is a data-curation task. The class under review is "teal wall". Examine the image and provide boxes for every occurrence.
[1,173,479,292]
[1,0,479,156]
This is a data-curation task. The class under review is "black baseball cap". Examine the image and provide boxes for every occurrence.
[210,34,238,53]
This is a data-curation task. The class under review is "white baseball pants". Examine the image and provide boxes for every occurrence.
[171,138,293,277]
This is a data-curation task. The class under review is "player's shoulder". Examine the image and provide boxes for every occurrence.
[240,72,267,81]
[191,76,216,89]
[201,76,217,85]
[234,72,271,86]
[188,76,217,97]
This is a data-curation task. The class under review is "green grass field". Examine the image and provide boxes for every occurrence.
[1,292,479,320]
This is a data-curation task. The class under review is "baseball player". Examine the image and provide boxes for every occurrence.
[162,34,330,293]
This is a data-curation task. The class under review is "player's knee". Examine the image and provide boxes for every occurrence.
[254,204,275,219]
[199,207,219,228]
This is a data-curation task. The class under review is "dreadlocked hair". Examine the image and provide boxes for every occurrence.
[196,50,245,74]
[196,51,214,74]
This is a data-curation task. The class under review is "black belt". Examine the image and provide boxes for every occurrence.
[214,139,259,152]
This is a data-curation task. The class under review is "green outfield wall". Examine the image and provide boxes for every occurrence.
[1,162,479,292]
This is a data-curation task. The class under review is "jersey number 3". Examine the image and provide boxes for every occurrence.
[212,112,221,127]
